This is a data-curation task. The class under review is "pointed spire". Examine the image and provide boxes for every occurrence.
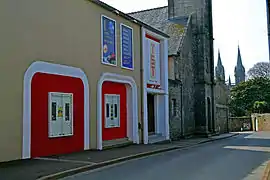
[217,49,223,66]
[215,49,225,82]
[237,45,243,67]
[234,44,246,85]
[228,76,231,86]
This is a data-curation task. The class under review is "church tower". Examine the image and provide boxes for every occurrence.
[215,50,225,82]
[168,0,216,135]
[234,45,245,85]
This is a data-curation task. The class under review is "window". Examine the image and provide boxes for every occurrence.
[65,103,70,121]
[171,99,177,117]
[51,102,57,121]
[106,103,110,118]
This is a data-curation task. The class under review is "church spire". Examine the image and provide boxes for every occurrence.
[228,76,232,86]
[236,45,244,68]
[234,44,246,85]
[215,49,225,82]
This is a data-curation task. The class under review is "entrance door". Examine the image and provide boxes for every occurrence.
[105,94,120,128]
[49,93,73,138]
[147,94,155,134]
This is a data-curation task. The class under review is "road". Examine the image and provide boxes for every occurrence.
[63,132,270,180]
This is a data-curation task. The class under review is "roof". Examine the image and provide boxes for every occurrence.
[90,0,169,38]
[129,6,188,56]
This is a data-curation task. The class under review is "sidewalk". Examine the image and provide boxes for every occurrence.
[0,133,238,180]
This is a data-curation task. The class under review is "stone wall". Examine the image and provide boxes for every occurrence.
[229,116,252,132]
[251,113,270,131]
[216,105,229,133]
[214,81,230,133]
[178,16,195,136]
[169,79,182,140]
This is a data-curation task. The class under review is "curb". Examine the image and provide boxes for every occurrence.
[262,161,270,180]
[38,133,239,180]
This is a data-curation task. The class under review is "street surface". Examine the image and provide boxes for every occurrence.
[63,132,270,180]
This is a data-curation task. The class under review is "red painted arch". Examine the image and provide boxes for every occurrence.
[31,73,84,158]
[102,81,127,141]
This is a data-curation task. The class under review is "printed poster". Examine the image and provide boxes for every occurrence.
[102,16,116,65]
[121,25,133,69]
[148,39,160,84]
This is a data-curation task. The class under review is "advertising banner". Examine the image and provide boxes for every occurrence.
[102,16,116,66]
[147,38,160,85]
[121,24,133,69]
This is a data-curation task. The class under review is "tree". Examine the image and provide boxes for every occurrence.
[229,77,270,116]
[247,62,270,79]
[253,101,269,114]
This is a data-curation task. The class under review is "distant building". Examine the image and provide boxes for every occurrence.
[215,50,225,82]
[234,45,246,85]
[214,50,230,133]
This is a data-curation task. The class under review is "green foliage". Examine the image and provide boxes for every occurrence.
[229,77,270,116]
[253,101,269,113]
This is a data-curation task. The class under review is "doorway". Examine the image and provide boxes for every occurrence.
[147,94,155,134]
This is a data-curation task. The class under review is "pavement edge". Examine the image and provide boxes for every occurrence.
[262,161,270,180]
[38,133,239,180]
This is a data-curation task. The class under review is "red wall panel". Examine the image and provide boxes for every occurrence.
[102,81,127,141]
[31,72,84,158]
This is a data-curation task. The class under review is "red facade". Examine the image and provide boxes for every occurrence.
[102,81,127,141]
[31,73,84,158]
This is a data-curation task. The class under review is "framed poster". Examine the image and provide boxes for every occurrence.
[101,15,117,66]
[147,38,161,85]
[120,24,134,70]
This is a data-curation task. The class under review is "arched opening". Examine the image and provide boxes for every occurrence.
[97,73,139,150]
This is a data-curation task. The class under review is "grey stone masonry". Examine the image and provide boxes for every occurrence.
[234,45,245,85]
[215,50,225,82]
[170,0,216,135]
[169,79,182,140]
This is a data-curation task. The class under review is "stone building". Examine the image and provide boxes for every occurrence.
[214,50,229,133]
[234,45,246,85]
[130,0,217,138]
[130,7,195,139]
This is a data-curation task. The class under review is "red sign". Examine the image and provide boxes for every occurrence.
[150,43,156,79]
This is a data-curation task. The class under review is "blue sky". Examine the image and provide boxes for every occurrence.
[102,0,269,82]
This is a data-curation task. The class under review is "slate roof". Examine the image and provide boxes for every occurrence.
[129,6,187,56]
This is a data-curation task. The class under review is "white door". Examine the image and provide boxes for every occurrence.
[49,93,73,138]
[62,94,73,136]
[105,94,120,128]
[49,93,63,138]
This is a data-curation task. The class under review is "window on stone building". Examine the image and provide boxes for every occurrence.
[171,99,177,117]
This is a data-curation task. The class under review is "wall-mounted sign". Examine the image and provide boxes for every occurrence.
[150,42,156,79]
[101,15,117,66]
[121,24,133,70]
[146,36,161,86]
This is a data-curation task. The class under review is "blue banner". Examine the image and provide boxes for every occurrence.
[102,16,116,65]
[121,25,133,69]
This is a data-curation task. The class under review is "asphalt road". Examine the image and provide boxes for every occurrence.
[63,132,270,180]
